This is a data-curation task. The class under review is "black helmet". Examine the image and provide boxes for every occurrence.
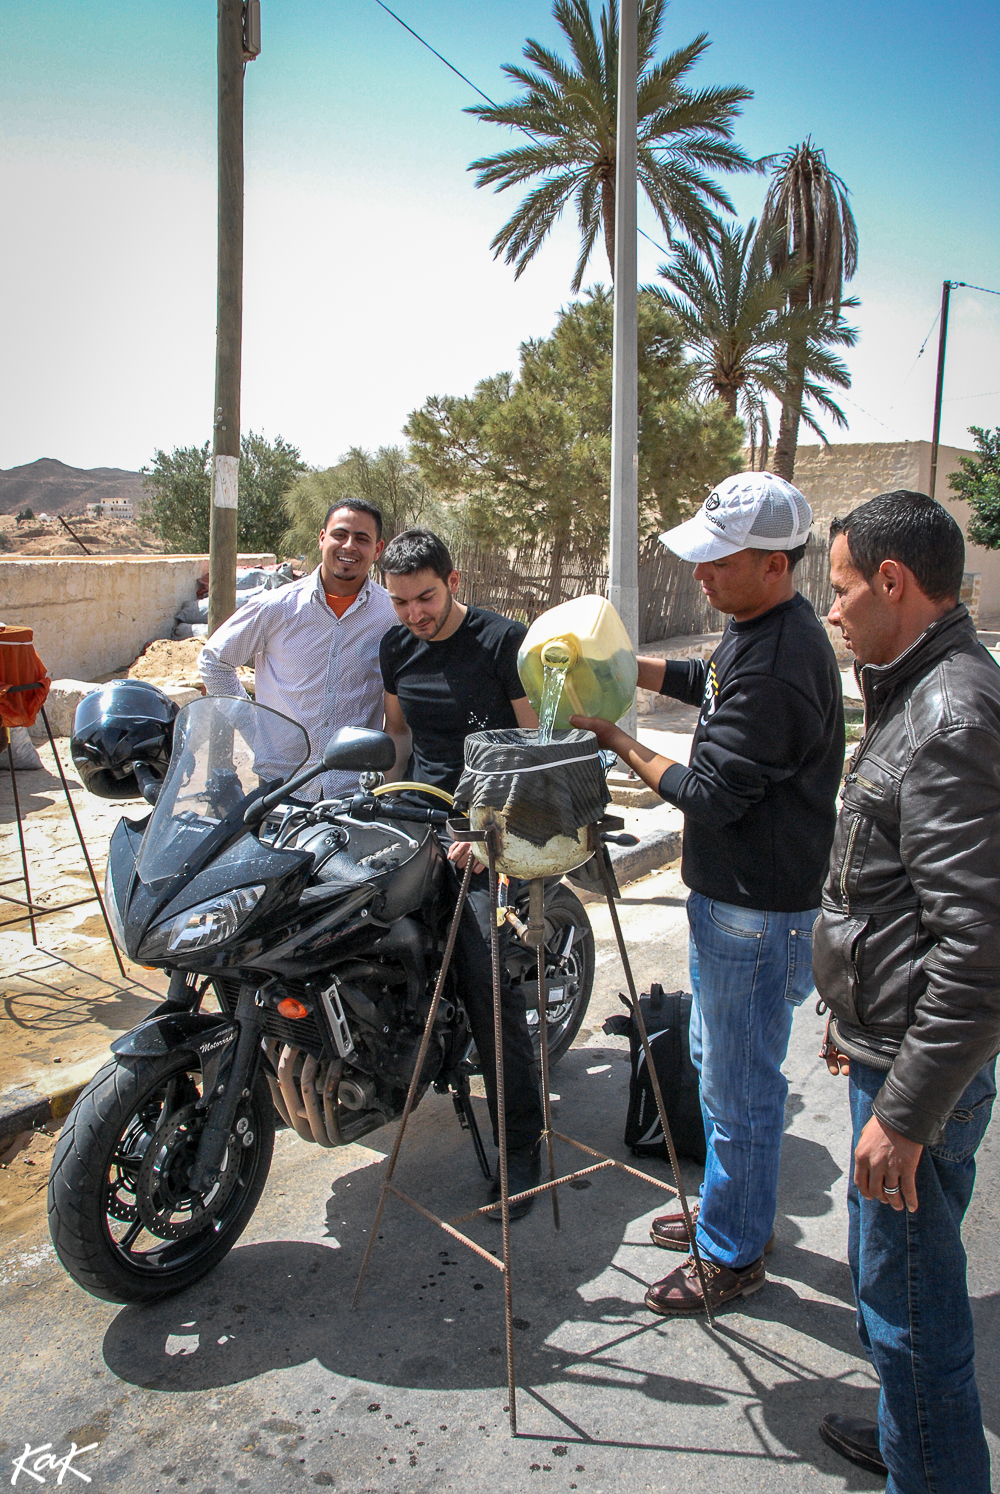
[71,680,178,800]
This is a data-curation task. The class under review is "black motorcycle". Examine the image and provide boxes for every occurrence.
[48,693,595,1303]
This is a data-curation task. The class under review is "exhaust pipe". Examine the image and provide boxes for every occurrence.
[300,1054,335,1147]
[322,1059,344,1146]
[263,1040,293,1128]
[277,1045,314,1142]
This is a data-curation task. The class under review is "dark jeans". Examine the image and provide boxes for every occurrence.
[848,1057,996,1494]
[452,869,542,1155]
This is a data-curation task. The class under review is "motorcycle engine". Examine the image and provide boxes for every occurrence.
[256,919,462,1149]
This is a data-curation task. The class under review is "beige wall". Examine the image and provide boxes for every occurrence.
[792,442,921,519]
[792,441,998,625]
[0,553,274,681]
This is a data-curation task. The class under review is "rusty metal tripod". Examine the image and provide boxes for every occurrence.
[352,828,711,1434]
[1,701,126,977]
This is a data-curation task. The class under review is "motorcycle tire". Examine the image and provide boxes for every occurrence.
[526,884,596,1068]
[48,1051,275,1304]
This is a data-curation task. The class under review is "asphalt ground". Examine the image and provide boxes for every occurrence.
[2,861,998,1493]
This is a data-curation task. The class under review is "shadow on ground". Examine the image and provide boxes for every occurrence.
[96,1044,920,1482]
[0,761,72,824]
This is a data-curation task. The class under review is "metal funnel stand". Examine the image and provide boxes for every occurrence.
[352,826,711,1435]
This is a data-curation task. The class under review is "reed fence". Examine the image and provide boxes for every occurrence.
[451,534,834,644]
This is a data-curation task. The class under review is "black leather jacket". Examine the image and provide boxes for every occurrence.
[812,605,1000,1145]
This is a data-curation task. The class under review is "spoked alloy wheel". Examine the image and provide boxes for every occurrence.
[48,1052,274,1303]
[523,885,595,1068]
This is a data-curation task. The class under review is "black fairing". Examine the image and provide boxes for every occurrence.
[106,801,447,976]
[109,819,312,968]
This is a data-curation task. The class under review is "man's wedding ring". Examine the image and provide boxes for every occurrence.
[883,1183,900,1194]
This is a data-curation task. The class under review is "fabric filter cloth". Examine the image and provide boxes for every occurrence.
[453,728,610,849]
[0,626,51,729]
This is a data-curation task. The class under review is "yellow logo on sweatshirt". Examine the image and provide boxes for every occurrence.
[700,661,719,724]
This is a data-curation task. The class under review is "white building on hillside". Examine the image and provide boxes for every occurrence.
[85,497,134,521]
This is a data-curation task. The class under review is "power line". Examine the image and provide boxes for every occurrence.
[952,280,1000,297]
[639,227,671,256]
[887,311,940,410]
[887,280,1000,415]
[944,389,1000,402]
[372,0,674,264]
[372,0,499,110]
[840,394,906,439]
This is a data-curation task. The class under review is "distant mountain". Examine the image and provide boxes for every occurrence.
[0,458,147,516]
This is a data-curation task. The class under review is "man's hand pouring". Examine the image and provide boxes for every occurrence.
[568,714,680,794]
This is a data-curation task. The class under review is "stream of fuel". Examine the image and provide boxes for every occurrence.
[537,660,569,745]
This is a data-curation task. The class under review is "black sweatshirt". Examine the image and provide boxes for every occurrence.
[656,592,844,912]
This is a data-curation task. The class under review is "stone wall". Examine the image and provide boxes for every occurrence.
[791,440,1000,625]
[792,442,922,521]
[0,553,274,681]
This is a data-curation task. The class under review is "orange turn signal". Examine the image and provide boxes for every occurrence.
[277,997,310,1020]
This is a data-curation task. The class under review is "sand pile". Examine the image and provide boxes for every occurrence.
[127,637,254,695]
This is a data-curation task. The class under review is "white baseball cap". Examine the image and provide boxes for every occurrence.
[660,471,813,563]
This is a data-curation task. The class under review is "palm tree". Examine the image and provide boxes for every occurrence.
[651,221,858,469]
[468,0,757,292]
[758,140,859,479]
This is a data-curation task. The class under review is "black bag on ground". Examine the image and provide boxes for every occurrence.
[603,983,706,1164]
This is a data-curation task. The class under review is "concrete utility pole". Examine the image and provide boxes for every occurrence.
[928,278,953,502]
[208,0,258,635]
[608,0,638,735]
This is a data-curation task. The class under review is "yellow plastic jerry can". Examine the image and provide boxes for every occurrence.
[517,595,638,731]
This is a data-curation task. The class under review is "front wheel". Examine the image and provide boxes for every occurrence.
[521,884,595,1068]
[48,1051,274,1303]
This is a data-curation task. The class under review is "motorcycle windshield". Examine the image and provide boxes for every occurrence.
[136,696,309,886]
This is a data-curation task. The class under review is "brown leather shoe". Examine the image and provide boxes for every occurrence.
[649,1203,700,1250]
[644,1253,765,1316]
[649,1203,775,1255]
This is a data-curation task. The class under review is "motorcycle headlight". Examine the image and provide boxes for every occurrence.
[139,885,266,960]
[103,856,128,954]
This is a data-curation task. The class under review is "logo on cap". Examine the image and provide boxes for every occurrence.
[705,494,720,511]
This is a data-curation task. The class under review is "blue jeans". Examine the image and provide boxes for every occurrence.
[848,1058,995,1494]
[687,890,817,1269]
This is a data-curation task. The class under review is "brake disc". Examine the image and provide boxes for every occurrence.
[136,1102,241,1240]
[106,1114,152,1221]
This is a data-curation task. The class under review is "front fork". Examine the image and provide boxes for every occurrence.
[187,984,261,1194]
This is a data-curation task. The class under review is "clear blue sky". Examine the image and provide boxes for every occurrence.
[1,0,997,472]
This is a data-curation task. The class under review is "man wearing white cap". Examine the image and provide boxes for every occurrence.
[572,471,844,1316]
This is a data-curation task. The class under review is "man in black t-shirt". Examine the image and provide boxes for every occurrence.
[572,473,844,1316]
[379,528,544,1216]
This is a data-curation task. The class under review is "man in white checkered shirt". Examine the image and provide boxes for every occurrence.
[199,499,397,799]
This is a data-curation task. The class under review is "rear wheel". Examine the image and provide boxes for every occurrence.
[522,884,595,1068]
[48,1051,274,1303]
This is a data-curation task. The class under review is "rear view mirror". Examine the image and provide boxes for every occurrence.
[321,727,396,774]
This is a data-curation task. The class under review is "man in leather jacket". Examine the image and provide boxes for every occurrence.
[814,490,1000,1492]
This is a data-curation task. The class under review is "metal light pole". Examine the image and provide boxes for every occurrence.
[608,0,638,736]
[208,1,260,635]
[928,279,953,502]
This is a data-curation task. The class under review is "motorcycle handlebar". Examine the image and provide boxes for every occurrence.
[357,797,449,826]
[245,786,452,834]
